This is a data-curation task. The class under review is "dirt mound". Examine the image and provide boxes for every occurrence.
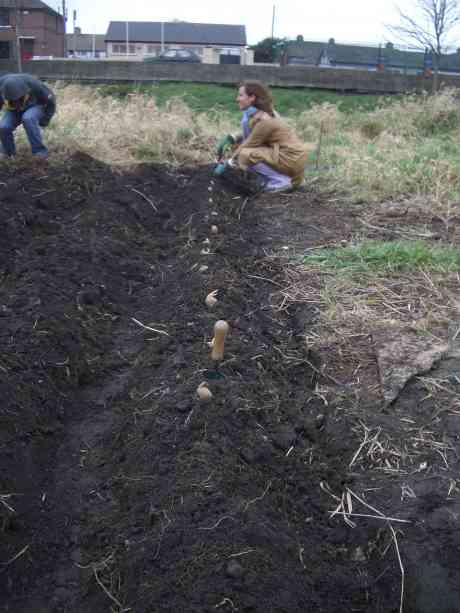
[0,154,458,612]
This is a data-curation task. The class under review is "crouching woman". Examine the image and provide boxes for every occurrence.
[218,81,310,192]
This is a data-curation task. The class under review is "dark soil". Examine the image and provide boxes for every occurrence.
[1,154,459,613]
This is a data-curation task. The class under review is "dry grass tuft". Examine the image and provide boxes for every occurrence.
[14,83,236,167]
[279,265,459,351]
[295,88,460,203]
[8,84,460,208]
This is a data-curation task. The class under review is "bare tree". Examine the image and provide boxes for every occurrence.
[387,0,460,89]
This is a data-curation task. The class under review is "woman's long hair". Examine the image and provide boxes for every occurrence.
[241,81,275,116]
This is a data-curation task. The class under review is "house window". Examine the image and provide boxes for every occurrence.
[112,43,136,55]
[219,47,241,56]
[0,9,9,26]
[0,41,9,59]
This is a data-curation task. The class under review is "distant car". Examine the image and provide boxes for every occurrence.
[144,49,202,63]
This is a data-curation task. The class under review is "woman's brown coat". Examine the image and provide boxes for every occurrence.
[235,114,310,187]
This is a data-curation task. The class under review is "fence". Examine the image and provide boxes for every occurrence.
[1,59,459,93]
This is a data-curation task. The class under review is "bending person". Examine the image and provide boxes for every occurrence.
[0,73,56,159]
[217,81,310,192]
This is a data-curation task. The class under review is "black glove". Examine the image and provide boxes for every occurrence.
[39,116,51,128]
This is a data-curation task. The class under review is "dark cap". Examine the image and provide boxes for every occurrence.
[2,76,29,101]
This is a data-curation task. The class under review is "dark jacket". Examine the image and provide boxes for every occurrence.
[0,74,56,122]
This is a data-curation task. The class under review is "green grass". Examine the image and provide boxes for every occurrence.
[96,81,390,116]
[304,241,460,273]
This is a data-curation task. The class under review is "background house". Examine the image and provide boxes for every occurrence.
[282,38,460,75]
[0,0,64,61]
[105,21,253,65]
[279,40,326,67]
[317,39,386,71]
[66,27,106,59]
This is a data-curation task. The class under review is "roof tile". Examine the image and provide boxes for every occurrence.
[105,21,246,46]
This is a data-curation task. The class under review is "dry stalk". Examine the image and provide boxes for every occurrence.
[199,515,235,531]
[215,598,236,610]
[93,566,131,612]
[389,524,405,613]
[321,483,408,612]
[131,317,170,336]
[447,479,460,497]
[0,495,16,514]
[1,544,29,568]
[130,187,158,212]
[350,423,404,472]
[228,549,256,558]
[243,481,272,511]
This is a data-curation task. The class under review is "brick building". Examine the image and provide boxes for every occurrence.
[0,0,65,63]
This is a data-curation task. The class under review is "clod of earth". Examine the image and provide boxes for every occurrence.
[226,559,245,579]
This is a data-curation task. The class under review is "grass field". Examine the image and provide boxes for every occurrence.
[96,82,391,116]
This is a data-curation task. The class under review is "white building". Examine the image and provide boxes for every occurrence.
[105,21,253,65]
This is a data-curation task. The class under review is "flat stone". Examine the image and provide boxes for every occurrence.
[373,325,448,405]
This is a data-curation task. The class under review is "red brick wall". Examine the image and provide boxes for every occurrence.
[0,8,65,59]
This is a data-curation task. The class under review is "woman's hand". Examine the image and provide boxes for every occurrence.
[216,134,236,159]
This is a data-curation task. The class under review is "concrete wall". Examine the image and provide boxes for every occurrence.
[0,59,459,93]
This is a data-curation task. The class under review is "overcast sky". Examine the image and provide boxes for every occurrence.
[49,0,460,48]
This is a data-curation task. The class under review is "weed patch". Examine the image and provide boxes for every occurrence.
[303,241,460,273]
